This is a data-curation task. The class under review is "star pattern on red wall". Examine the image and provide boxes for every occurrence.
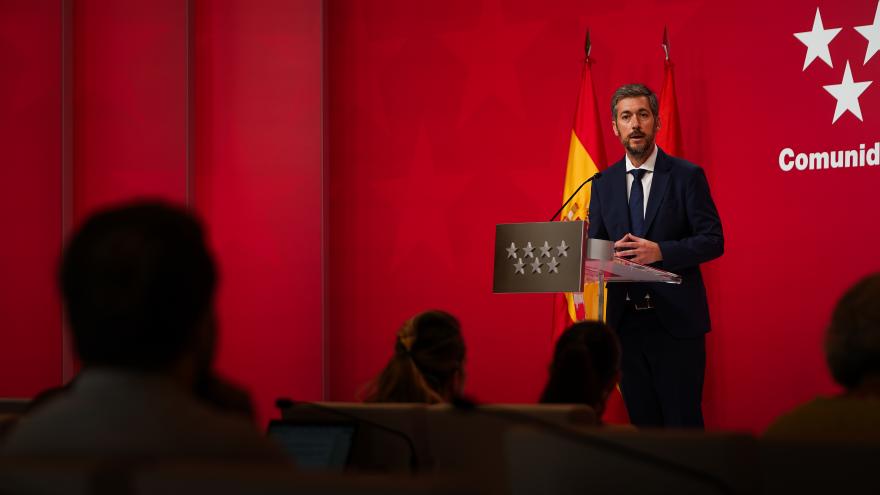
[441,0,546,124]
[369,128,473,272]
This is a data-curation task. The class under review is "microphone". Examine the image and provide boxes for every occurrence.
[549,172,602,222]
[275,397,420,473]
[450,396,731,495]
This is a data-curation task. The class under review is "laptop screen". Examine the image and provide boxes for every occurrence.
[266,420,356,471]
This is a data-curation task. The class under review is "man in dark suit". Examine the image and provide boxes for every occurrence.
[588,84,723,428]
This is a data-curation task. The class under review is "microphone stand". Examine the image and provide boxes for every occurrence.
[548,172,601,222]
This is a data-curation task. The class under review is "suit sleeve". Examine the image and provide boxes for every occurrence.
[587,179,609,240]
[657,167,724,272]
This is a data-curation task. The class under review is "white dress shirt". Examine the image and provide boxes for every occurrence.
[625,145,658,216]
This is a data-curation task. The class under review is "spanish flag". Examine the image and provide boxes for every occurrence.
[551,30,607,340]
[657,27,684,157]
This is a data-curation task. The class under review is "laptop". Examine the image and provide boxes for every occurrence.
[266,420,357,471]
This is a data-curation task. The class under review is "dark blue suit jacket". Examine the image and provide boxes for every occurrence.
[587,148,723,338]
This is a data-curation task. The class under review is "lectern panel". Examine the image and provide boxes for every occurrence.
[493,221,586,293]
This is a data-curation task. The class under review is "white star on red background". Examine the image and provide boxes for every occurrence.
[823,61,872,123]
[855,1,880,65]
[372,128,472,271]
[441,0,545,124]
[794,7,841,70]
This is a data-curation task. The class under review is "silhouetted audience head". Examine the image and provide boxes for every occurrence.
[765,273,880,440]
[60,201,216,372]
[540,321,620,420]
[1,201,283,460]
[825,273,880,391]
[364,310,466,404]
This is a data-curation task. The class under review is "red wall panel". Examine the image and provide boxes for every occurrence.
[62,0,190,379]
[0,0,63,396]
[72,0,189,221]
[324,0,559,406]
[0,1,324,424]
[193,0,324,425]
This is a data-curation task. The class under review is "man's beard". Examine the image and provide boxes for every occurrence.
[624,134,653,159]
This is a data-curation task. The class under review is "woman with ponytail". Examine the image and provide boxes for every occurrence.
[540,321,621,423]
[363,310,466,404]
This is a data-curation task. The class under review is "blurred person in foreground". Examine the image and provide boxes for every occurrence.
[363,310,466,404]
[765,273,880,441]
[540,321,621,425]
[1,201,283,460]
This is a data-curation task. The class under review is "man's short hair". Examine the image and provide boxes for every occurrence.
[60,201,217,370]
[825,273,880,389]
[611,84,659,120]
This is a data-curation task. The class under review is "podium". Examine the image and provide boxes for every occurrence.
[493,221,681,322]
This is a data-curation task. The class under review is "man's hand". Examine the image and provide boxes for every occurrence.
[614,233,662,265]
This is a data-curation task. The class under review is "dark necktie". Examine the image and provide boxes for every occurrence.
[629,168,647,237]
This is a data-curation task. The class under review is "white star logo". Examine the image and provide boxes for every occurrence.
[794,7,841,70]
[513,258,525,275]
[556,240,569,257]
[855,1,880,65]
[539,241,552,258]
[547,257,560,274]
[529,258,542,274]
[823,61,872,123]
[506,242,518,259]
[523,242,535,258]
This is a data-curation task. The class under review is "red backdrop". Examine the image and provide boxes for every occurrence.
[193,0,325,422]
[0,0,63,397]
[0,0,324,425]
[3,0,879,433]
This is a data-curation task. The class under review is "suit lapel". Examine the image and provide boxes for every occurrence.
[644,148,671,235]
[606,160,630,236]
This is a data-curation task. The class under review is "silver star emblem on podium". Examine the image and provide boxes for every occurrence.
[523,242,535,258]
[513,258,525,275]
[539,241,552,258]
[547,257,560,274]
[506,242,518,259]
[557,240,569,257]
[530,258,542,274]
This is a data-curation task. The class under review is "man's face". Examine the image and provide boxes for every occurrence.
[612,96,660,159]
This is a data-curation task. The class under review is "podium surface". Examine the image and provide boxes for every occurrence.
[493,221,680,320]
